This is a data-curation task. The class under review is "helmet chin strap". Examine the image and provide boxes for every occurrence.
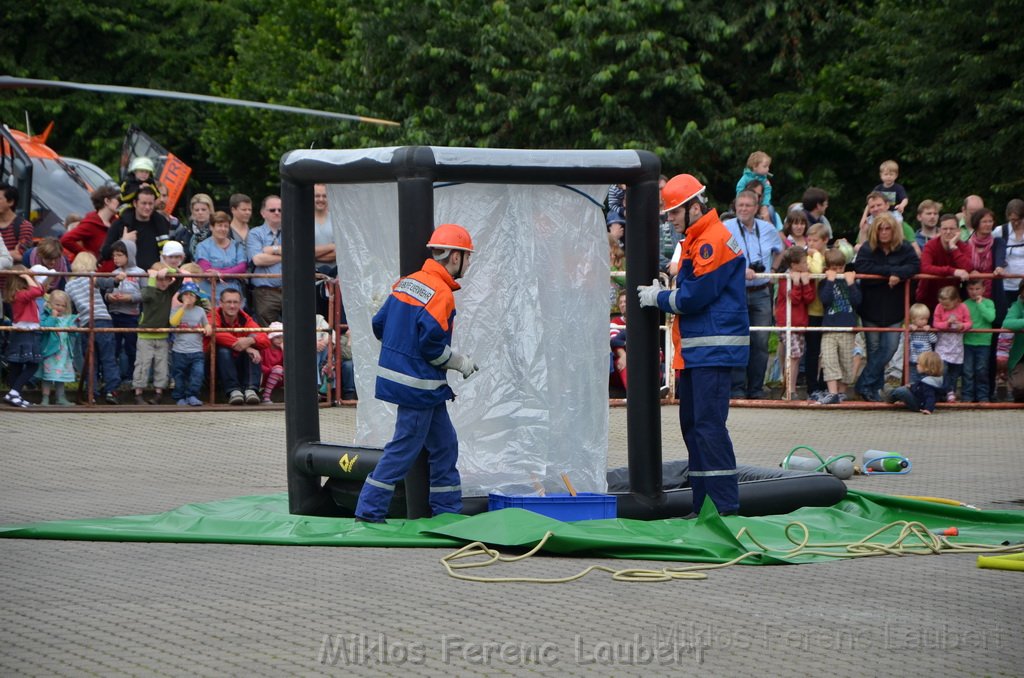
[683,198,708,232]
[453,251,466,279]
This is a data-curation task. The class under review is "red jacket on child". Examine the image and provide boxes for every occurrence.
[774,276,817,328]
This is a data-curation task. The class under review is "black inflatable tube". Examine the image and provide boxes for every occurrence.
[310,444,848,519]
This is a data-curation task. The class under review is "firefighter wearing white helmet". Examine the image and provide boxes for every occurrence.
[638,174,749,517]
[355,223,479,523]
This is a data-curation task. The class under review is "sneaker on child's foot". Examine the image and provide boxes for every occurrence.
[176,399,188,406]
[244,389,261,405]
[228,390,244,406]
[187,396,203,407]
[260,398,274,405]
[134,394,147,406]
[818,393,842,405]
[946,392,957,403]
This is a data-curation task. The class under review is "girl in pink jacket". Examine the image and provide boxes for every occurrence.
[933,285,972,401]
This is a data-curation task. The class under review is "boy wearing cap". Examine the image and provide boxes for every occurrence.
[133,263,182,405]
[161,240,186,269]
[170,282,212,406]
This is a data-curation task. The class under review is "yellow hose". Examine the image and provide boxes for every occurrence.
[977,553,1024,572]
[441,519,1024,584]
[898,495,980,510]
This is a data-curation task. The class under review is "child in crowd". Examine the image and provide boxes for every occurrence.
[815,248,862,404]
[119,156,156,209]
[3,265,44,408]
[169,282,212,406]
[315,313,334,399]
[99,239,146,383]
[610,290,628,391]
[775,246,816,399]
[735,151,773,221]
[37,289,77,406]
[885,351,946,414]
[161,240,186,270]
[962,279,995,402]
[133,262,182,405]
[64,252,122,404]
[803,223,829,398]
[260,321,285,404]
[906,303,938,383]
[169,263,212,315]
[782,209,809,249]
[933,285,972,401]
[873,160,909,220]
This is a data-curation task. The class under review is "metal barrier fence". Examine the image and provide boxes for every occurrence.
[3,269,1022,408]
[0,270,350,407]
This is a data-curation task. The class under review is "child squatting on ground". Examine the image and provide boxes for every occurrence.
[885,351,946,414]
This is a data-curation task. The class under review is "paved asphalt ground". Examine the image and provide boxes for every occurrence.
[2,404,1022,676]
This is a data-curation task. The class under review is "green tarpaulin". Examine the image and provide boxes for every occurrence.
[2,491,1022,565]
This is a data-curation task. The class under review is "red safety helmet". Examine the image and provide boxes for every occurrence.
[661,174,706,213]
[426,223,475,253]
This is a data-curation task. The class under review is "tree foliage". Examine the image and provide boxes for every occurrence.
[3,0,1022,231]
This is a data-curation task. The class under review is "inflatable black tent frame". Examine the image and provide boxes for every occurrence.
[279,147,845,520]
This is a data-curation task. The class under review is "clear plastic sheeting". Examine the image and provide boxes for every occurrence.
[329,183,610,496]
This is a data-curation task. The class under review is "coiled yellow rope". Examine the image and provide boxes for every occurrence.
[440,520,1024,584]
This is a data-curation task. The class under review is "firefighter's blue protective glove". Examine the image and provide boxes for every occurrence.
[637,278,663,308]
[446,352,479,379]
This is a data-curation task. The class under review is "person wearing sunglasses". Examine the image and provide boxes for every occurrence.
[247,195,284,324]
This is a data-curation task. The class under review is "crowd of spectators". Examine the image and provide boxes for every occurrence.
[0,178,354,407]
[3,151,1024,408]
[607,157,1024,404]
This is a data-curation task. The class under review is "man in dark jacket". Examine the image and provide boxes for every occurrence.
[101,185,170,271]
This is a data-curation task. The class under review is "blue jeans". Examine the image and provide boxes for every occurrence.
[962,344,990,402]
[889,385,921,411]
[79,319,122,396]
[171,351,206,400]
[856,321,900,399]
[216,346,261,394]
[731,286,772,398]
[943,361,963,397]
[110,312,138,383]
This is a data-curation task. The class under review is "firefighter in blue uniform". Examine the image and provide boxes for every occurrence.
[355,224,479,523]
[638,175,749,516]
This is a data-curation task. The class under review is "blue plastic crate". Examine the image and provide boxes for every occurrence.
[487,492,617,521]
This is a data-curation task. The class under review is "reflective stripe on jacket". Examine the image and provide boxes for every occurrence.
[658,209,750,368]
[374,258,460,407]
